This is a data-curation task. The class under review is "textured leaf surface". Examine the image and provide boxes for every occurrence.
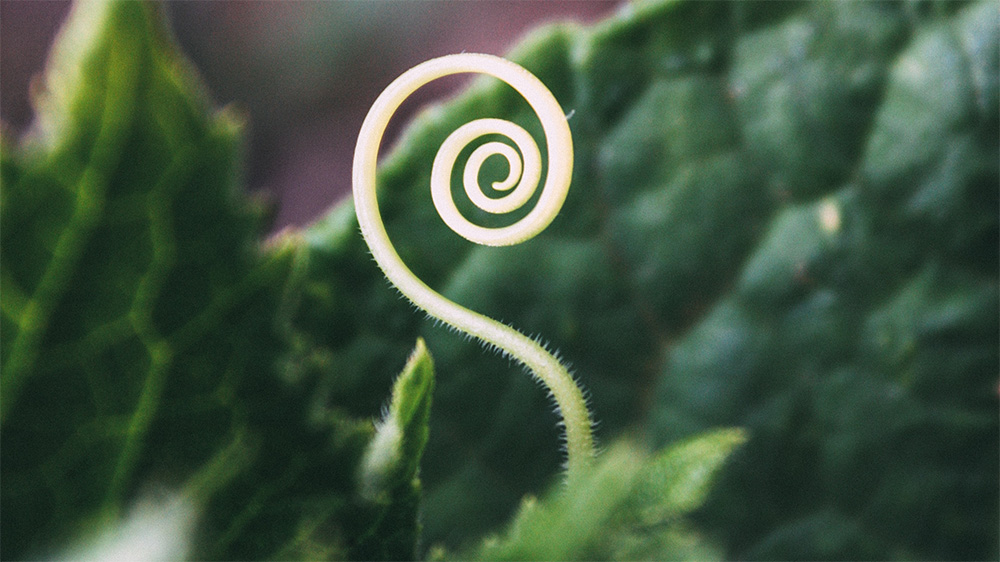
[0,1,430,559]
[294,0,998,558]
[5,0,996,560]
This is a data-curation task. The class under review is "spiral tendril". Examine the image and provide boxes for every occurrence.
[353,53,595,480]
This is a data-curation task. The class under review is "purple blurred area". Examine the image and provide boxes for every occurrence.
[1,1,622,231]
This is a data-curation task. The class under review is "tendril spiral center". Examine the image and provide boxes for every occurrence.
[431,118,543,244]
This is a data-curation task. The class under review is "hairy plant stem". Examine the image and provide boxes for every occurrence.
[352,53,595,480]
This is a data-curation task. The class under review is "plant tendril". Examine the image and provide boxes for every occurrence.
[352,53,595,479]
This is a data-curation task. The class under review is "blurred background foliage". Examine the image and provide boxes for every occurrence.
[1,0,621,229]
[2,0,997,560]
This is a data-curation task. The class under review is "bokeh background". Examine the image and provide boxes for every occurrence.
[1,1,623,230]
[3,2,998,559]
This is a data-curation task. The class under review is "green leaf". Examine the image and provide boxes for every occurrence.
[465,429,743,561]
[8,0,994,559]
[361,339,435,500]
[2,1,271,554]
[627,428,747,526]
[292,0,997,558]
[352,339,435,561]
[473,441,645,562]
[0,1,427,559]
[650,3,999,560]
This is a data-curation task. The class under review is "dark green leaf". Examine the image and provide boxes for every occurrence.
[293,0,998,558]
[0,1,427,559]
[7,0,995,559]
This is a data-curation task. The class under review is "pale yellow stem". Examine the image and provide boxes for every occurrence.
[352,53,595,479]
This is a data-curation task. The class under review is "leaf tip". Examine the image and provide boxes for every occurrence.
[358,339,435,500]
